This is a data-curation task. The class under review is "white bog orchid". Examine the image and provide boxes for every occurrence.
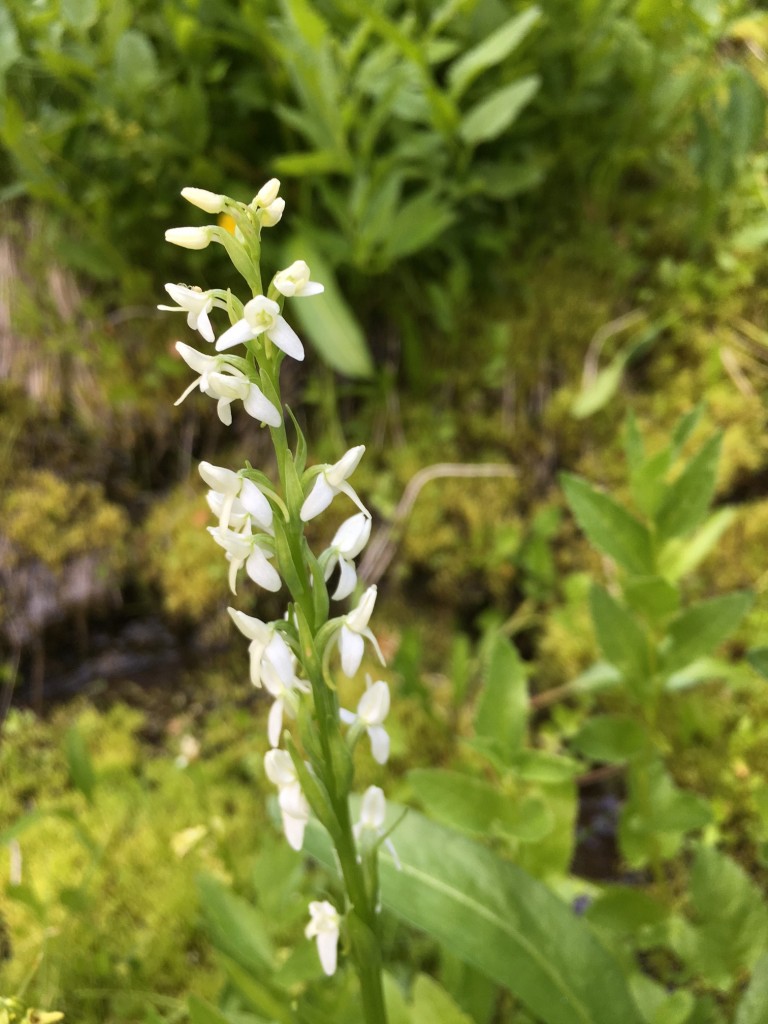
[261,644,311,747]
[215,295,304,361]
[264,749,310,851]
[175,343,281,427]
[181,187,226,214]
[199,462,273,533]
[323,512,371,600]
[165,226,211,250]
[338,586,385,678]
[340,678,390,764]
[300,445,368,522]
[209,522,281,594]
[159,284,215,342]
[253,178,280,208]
[228,608,283,688]
[305,900,341,976]
[354,786,401,868]
[272,260,324,298]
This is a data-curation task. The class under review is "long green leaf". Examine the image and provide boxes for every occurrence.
[282,236,373,378]
[736,953,768,1024]
[305,810,644,1024]
[590,585,653,696]
[661,591,753,674]
[655,433,722,543]
[197,874,275,976]
[460,76,540,145]
[474,634,527,762]
[561,473,655,574]
[448,7,541,99]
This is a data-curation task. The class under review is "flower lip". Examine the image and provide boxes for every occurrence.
[181,187,226,214]
[165,226,211,250]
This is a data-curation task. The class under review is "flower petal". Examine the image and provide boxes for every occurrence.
[215,318,254,352]
[340,625,364,678]
[243,385,282,427]
[268,316,305,361]
[332,557,357,601]
[239,478,274,532]
[316,929,338,976]
[245,549,282,592]
[300,476,335,522]
[367,725,390,765]
[268,699,284,748]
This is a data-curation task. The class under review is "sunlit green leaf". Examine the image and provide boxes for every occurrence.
[655,434,722,543]
[448,7,541,98]
[474,634,527,762]
[561,473,655,574]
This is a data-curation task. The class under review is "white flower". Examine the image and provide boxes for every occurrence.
[181,187,226,214]
[300,445,368,522]
[201,461,272,532]
[165,226,211,250]
[354,786,401,868]
[337,586,384,678]
[305,900,341,976]
[340,677,390,763]
[323,513,371,600]
[261,640,311,747]
[264,749,310,851]
[272,260,324,298]
[158,284,215,342]
[209,522,281,594]
[215,295,304,361]
[261,198,285,227]
[175,343,281,427]
[253,178,281,208]
[228,608,276,687]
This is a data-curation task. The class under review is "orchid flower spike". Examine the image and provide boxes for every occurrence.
[272,260,324,298]
[300,445,368,522]
[338,586,385,677]
[216,295,304,361]
[305,900,341,976]
[264,749,310,851]
[175,343,281,427]
[323,512,372,600]
[209,521,281,594]
[159,284,215,342]
[199,461,273,533]
[340,677,390,764]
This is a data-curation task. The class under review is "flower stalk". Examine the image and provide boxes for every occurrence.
[161,181,390,1023]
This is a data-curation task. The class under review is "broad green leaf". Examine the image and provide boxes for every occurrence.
[381,189,456,264]
[64,725,96,803]
[561,473,655,574]
[197,874,275,976]
[624,576,680,623]
[282,0,328,47]
[215,952,291,1024]
[113,30,159,96]
[735,952,768,1024]
[474,635,527,761]
[511,750,582,782]
[460,76,540,145]
[0,6,20,74]
[661,591,753,674]
[448,8,541,98]
[659,507,737,581]
[273,149,350,176]
[677,847,768,989]
[748,646,768,679]
[665,655,746,692]
[655,434,722,542]
[409,769,552,842]
[590,586,653,696]
[621,762,711,867]
[412,974,474,1024]
[383,973,411,1024]
[62,0,100,30]
[282,236,373,378]
[306,809,645,1024]
[571,715,650,764]
[570,661,622,694]
[586,887,668,931]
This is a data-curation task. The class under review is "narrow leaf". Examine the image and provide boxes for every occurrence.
[64,726,96,803]
[448,8,541,98]
[735,952,768,1024]
[561,473,655,574]
[655,434,722,542]
[661,591,753,674]
[197,874,275,975]
[474,635,527,761]
[590,586,653,696]
[460,76,540,145]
